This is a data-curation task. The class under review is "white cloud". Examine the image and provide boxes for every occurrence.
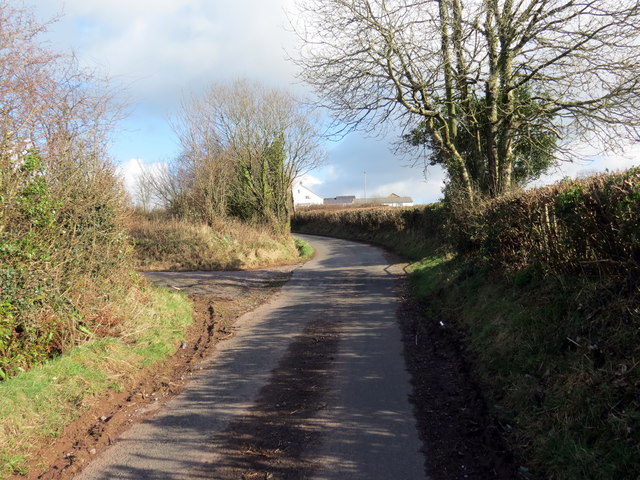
[31,0,304,167]
[35,0,300,105]
[533,142,640,187]
[371,175,446,204]
[116,158,144,194]
[116,158,167,206]
[312,130,445,204]
[298,173,323,187]
[31,1,443,203]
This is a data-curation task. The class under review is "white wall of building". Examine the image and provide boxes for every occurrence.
[292,181,323,206]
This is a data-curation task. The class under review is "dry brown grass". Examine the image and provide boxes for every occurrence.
[128,215,300,271]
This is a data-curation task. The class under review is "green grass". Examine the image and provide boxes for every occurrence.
[293,237,314,260]
[410,257,640,479]
[407,256,449,298]
[0,286,192,478]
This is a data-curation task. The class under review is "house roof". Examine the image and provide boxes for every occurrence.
[295,181,322,198]
[354,196,413,205]
[321,191,413,206]
[323,195,356,204]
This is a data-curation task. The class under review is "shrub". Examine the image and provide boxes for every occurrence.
[0,149,132,380]
[0,2,132,380]
[453,168,640,282]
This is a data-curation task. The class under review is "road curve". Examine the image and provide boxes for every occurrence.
[74,234,427,480]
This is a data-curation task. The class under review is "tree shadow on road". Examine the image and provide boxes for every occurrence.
[199,318,340,480]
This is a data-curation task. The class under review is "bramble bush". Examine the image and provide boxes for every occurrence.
[0,150,132,380]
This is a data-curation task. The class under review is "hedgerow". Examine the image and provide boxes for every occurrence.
[454,168,640,281]
[292,204,447,260]
[0,150,132,380]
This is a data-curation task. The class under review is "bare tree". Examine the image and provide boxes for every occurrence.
[133,160,155,213]
[0,0,122,188]
[169,79,325,229]
[292,0,640,200]
[136,160,187,215]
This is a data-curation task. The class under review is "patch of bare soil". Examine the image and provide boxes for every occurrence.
[397,282,519,480]
[18,274,292,480]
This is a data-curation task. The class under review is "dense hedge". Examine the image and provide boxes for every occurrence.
[0,152,132,379]
[456,168,640,281]
[292,203,448,260]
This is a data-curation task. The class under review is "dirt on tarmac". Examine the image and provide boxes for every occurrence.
[397,284,518,479]
[20,253,517,480]
[201,318,340,480]
[22,267,297,480]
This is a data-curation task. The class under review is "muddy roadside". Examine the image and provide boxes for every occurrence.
[20,266,298,480]
[381,249,518,480]
[397,284,519,480]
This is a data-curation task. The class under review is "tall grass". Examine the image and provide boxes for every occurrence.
[293,237,314,260]
[128,214,301,271]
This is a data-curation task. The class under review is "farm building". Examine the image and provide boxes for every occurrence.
[323,193,413,207]
[292,181,324,207]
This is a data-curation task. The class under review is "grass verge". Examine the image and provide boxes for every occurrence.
[410,257,640,479]
[129,216,302,271]
[0,285,192,478]
[293,237,314,260]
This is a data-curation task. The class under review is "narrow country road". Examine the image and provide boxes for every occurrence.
[74,234,427,480]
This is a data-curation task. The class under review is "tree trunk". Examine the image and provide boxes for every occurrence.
[484,0,500,196]
[439,0,457,140]
[496,0,515,194]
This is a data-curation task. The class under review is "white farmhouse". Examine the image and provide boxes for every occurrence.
[292,181,323,207]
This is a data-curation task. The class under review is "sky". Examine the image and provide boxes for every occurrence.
[31,0,640,205]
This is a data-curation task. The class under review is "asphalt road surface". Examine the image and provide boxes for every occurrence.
[74,234,427,480]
